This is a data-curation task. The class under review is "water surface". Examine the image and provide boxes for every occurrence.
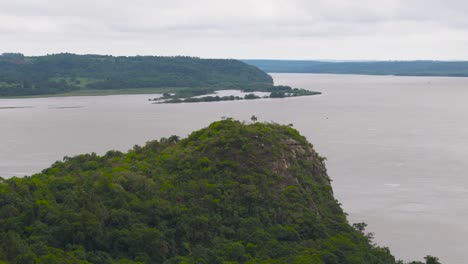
[1,74,467,263]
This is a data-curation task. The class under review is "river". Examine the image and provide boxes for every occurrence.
[1,73,467,263]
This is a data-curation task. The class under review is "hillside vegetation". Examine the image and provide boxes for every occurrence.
[0,120,438,263]
[0,53,272,96]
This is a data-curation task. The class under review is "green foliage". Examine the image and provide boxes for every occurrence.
[153,85,321,104]
[0,53,272,96]
[406,256,441,264]
[0,120,435,263]
[424,256,441,264]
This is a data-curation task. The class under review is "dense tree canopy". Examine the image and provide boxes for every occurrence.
[0,53,272,96]
[0,120,436,263]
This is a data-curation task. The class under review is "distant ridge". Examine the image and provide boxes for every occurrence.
[244,59,468,77]
[0,53,272,96]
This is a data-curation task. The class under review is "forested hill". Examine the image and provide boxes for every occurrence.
[0,53,272,96]
[244,59,468,77]
[0,119,437,263]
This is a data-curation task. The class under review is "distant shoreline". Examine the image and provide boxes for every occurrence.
[245,59,468,77]
[0,87,186,99]
[268,72,468,78]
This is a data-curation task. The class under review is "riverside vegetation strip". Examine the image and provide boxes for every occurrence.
[0,119,438,263]
[149,86,320,104]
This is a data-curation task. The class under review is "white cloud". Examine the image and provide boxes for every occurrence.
[1,0,468,59]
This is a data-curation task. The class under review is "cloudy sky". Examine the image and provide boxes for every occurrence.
[1,0,468,60]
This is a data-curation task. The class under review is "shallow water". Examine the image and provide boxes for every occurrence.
[1,73,467,263]
[193,89,271,98]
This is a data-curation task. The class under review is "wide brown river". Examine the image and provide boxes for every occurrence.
[1,74,467,263]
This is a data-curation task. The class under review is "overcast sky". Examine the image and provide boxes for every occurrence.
[1,0,468,60]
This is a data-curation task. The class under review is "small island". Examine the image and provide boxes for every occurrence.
[149,85,321,104]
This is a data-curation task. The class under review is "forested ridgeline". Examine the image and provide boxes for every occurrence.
[0,120,438,263]
[0,53,272,96]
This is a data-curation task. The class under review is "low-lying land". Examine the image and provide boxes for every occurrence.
[150,85,321,104]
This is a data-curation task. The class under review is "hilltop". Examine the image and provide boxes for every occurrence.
[0,120,437,263]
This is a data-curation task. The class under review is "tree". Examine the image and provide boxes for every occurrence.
[424,255,441,264]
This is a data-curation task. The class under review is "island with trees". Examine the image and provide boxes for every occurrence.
[0,53,319,101]
[149,85,320,104]
[0,119,439,263]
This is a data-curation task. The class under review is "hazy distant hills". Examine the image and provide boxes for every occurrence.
[0,53,273,97]
[244,59,468,77]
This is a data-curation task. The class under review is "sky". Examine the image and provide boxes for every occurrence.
[1,0,468,60]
